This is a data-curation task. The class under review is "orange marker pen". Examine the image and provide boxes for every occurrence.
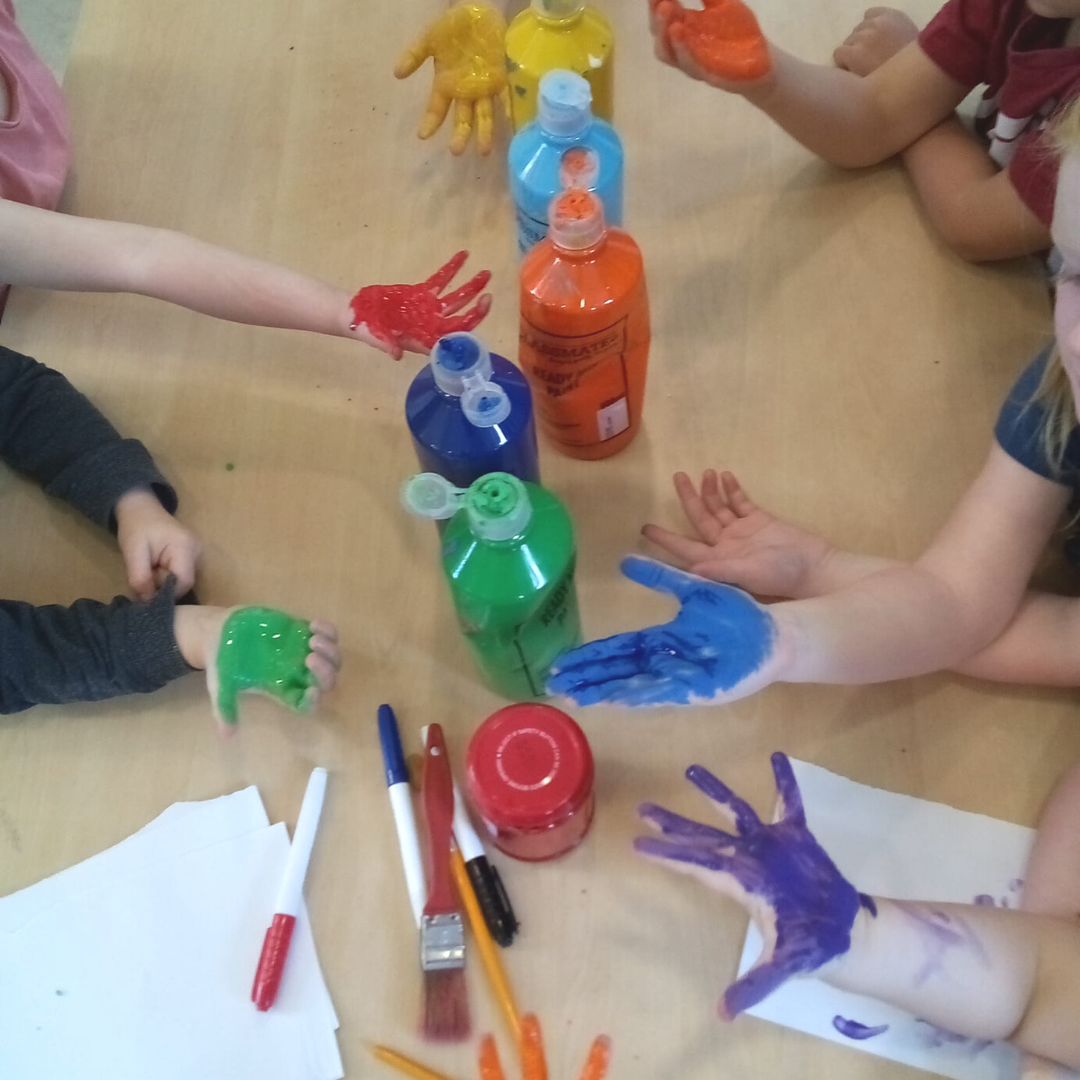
[519,189,650,460]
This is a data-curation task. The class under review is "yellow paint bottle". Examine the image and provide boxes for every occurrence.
[506,0,614,131]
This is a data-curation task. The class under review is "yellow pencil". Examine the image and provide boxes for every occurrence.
[450,845,523,1045]
[369,1043,460,1080]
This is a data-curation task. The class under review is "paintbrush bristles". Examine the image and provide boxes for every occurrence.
[421,967,471,1042]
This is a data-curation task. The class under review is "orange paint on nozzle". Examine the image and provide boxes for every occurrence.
[518,189,650,460]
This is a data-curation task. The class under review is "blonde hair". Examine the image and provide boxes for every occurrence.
[1033,97,1080,472]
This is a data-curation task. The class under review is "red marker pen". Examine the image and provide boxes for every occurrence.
[252,767,327,1011]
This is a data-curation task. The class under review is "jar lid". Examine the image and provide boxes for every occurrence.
[466,704,594,831]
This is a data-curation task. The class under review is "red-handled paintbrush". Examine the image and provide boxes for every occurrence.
[420,722,470,1041]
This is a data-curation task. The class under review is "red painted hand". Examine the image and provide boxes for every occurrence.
[650,0,771,85]
[349,251,492,360]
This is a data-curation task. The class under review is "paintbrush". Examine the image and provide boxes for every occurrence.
[420,722,470,1041]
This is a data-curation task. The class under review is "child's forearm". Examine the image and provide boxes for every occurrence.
[900,118,1050,261]
[0,200,352,337]
[742,43,963,168]
[824,901,1080,1068]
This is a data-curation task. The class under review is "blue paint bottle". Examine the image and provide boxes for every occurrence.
[508,69,624,256]
[405,332,541,491]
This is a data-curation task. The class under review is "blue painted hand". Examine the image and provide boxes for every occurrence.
[546,555,780,707]
[635,753,871,1019]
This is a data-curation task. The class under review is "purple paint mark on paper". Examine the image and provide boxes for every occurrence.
[833,1016,889,1040]
[973,894,995,907]
[1009,878,1023,893]
[915,1021,992,1056]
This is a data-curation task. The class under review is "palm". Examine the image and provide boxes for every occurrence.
[547,556,780,707]
[635,754,867,1019]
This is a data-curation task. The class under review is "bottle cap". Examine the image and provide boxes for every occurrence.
[465,473,533,541]
[548,188,606,251]
[431,332,493,396]
[461,378,512,428]
[400,473,466,521]
[538,70,592,138]
[466,703,595,833]
[531,0,584,18]
[559,146,600,190]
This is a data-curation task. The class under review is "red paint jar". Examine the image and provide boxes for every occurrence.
[465,703,595,862]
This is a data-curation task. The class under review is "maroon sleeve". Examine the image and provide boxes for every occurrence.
[918,0,998,89]
[1007,128,1058,226]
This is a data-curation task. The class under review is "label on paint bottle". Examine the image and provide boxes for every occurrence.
[510,562,580,697]
[516,206,550,256]
[519,315,632,448]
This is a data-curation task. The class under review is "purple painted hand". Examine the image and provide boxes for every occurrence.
[635,753,868,1019]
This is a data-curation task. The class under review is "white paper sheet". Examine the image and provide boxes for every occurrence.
[737,759,1078,1080]
[0,790,342,1080]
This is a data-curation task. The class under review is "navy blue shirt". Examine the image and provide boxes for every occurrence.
[995,346,1080,492]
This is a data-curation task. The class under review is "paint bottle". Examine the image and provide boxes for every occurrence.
[508,69,624,256]
[402,471,580,700]
[406,332,540,490]
[465,703,595,861]
[519,188,650,459]
[506,0,614,132]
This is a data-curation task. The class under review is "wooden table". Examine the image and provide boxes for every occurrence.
[0,1,1071,1077]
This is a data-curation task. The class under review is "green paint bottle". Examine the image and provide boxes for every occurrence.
[403,471,581,700]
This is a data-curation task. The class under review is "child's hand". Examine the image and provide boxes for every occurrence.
[635,753,867,1018]
[115,488,202,600]
[478,1014,611,1080]
[547,555,787,707]
[395,2,511,156]
[642,470,834,599]
[650,0,772,89]
[833,8,919,76]
[175,605,340,734]
[348,251,492,361]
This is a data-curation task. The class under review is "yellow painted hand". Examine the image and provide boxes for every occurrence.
[477,1016,611,1080]
[395,3,510,156]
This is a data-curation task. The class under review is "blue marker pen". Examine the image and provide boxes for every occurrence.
[377,704,426,928]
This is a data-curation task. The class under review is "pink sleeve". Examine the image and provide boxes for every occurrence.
[918,0,998,90]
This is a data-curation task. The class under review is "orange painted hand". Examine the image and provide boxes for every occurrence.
[649,0,771,86]
[395,2,511,156]
[478,1015,611,1080]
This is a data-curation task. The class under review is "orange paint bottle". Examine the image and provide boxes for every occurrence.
[518,189,650,459]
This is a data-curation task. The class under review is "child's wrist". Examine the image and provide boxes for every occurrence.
[114,486,162,525]
[818,898,877,987]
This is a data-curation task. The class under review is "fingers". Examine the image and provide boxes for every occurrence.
[418,88,452,140]
[638,801,739,845]
[394,35,432,80]
[161,540,200,600]
[499,83,512,120]
[620,554,705,602]
[449,98,475,155]
[721,957,792,1019]
[305,648,339,694]
[124,541,155,601]
[770,752,805,826]
[674,471,724,542]
[686,763,762,834]
[438,293,493,336]
[422,250,468,294]
[634,834,742,876]
[438,268,492,314]
[650,0,684,65]
[640,522,715,568]
[720,470,755,517]
[576,1036,612,1080]
[520,1014,548,1080]
[478,1035,508,1080]
[475,96,495,156]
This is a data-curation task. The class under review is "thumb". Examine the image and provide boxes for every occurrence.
[394,34,432,80]
[123,539,155,601]
[159,540,199,599]
[721,956,789,1020]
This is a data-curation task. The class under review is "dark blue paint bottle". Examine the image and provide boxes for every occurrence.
[406,332,541,490]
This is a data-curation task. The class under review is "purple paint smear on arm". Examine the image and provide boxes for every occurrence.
[895,903,991,988]
[833,1016,889,1040]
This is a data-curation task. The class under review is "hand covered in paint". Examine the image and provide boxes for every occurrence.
[833,8,919,76]
[479,1013,612,1080]
[115,488,202,601]
[547,555,784,707]
[395,2,511,155]
[636,753,868,1018]
[643,470,834,600]
[203,607,340,733]
[349,251,492,360]
[649,0,772,88]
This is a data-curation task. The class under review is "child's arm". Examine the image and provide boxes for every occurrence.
[0,345,200,597]
[636,754,1080,1070]
[0,200,491,359]
[549,446,1069,706]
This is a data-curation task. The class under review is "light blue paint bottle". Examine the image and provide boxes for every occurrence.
[508,69,624,256]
